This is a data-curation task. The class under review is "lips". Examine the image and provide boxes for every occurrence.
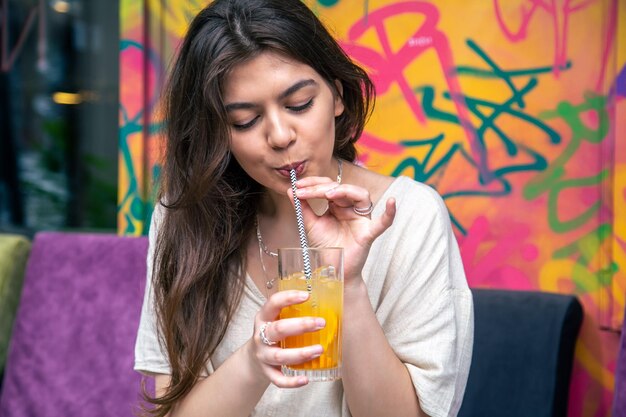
[277,161,305,178]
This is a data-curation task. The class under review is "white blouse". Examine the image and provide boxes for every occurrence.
[134,176,474,417]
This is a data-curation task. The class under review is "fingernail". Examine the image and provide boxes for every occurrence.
[297,376,308,384]
[298,291,310,301]
[315,318,326,329]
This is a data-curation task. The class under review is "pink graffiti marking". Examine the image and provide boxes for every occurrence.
[0,0,47,72]
[458,215,535,289]
[359,131,405,154]
[580,109,600,130]
[119,42,162,124]
[493,0,611,84]
[356,131,405,166]
[595,0,617,92]
[617,180,626,254]
[340,2,489,182]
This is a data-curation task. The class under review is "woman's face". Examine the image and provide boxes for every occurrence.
[223,51,344,196]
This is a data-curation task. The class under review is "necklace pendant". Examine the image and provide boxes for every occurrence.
[266,280,274,289]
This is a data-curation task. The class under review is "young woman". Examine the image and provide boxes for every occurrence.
[134,1,474,416]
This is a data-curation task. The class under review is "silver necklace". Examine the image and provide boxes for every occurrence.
[255,159,343,289]
[256,226,276,289]
[256,221,278,258]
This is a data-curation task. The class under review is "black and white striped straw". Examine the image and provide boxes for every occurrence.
[289,169,313,289]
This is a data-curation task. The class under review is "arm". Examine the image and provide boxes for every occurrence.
[293,178,423,416]
[153,344,268,417]
[341,186,473,417]
[135,207,328,417]
[293,176,473,417]
[149,289,325,417]
[342,279,428,417]
[156,278,428,417]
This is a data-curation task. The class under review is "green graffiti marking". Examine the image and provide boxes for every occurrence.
[524,93,609,232]
[553,224,617,292]
[523,93,614,291]
[317,0,339,6]
[547,169,609,233]
[391,134,455,182]
[390,39,569,233]
[455,40,572,110]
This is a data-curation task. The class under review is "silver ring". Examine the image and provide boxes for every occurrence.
[353,202,373,216]
[259,322,277,346]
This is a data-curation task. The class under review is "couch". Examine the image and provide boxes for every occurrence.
[458,289,582,417]
[0,234,31,385]
[0,231,583,416]
[0,232,149,417]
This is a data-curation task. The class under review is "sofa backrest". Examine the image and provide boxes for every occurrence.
[0,232,150,417]
[459,289,583,417]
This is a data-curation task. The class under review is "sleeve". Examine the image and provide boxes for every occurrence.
[374,181,474,417]
[134,204,172,375]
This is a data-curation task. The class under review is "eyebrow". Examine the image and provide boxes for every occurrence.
[225,79,318,111]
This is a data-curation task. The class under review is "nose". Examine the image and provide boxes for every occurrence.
[266,112,295,149]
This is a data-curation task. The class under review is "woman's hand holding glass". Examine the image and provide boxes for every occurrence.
[248,290,325,388]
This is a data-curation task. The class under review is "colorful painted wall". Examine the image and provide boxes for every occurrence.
[119,1,626,415]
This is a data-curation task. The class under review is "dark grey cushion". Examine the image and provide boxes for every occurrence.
[458,289,582,417]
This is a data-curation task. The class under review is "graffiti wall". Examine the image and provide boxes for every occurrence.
[119,1,625,415]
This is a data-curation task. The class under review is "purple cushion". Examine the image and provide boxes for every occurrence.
[0,232,150,417]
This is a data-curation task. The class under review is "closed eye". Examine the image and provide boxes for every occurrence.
[232,115,259,130]
[287,98,313,113]
[231,98,313,130]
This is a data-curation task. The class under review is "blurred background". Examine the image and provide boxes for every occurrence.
[0,0,118,234]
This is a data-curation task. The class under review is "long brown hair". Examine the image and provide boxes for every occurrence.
[146,0,374,415]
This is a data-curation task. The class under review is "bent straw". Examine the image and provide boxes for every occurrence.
[289,169,313,293]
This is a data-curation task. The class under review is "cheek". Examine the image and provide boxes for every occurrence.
[308,106,337,138]
[229,139,254,167]
[230,133,256,154]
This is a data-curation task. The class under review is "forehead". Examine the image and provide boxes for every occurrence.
[223,51,327,99]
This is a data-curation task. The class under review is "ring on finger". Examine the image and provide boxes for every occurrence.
[353,202,373,216]
[259,322,277,346]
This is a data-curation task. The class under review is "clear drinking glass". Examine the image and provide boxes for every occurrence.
[278,247,344,382]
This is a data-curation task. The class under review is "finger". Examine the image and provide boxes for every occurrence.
[262,344,324,366]
[266,368,309,388]
[324,184,370,209]
[259,290,309,322]
[261,316,326,344]
[293,182,340,200]
[368,197,396,239]
[294,176,335,188]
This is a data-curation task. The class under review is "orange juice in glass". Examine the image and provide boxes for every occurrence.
[278,247,343,382]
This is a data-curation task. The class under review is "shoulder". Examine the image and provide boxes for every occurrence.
[344,163,394,202]
[346,162,450,231]
[380,176,449,225]
[347,162,443,211]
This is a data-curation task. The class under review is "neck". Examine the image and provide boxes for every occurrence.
[259,190,295,221]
